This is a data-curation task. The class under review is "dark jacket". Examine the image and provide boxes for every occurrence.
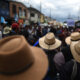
[60,60,80,80]
[23,29,29,40]
[44,50,57,79]
[61,46,73,62]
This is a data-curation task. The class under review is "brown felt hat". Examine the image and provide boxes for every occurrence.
[0,35,48,80]
[39,32,61,50]
[65,32,80,45]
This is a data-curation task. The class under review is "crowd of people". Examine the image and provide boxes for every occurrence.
[0,21,80,80]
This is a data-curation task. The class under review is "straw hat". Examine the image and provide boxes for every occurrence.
[70,41,80,63]
[39,32,61,50]
[3,27,11,34]
[0,35,48,80]
[65,32,80,45]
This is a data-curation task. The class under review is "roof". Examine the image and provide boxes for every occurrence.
[28,7,43,15]
[8,0,28,8]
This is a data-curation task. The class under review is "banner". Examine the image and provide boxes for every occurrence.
[67,19,75,27]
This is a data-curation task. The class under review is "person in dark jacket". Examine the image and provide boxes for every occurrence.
[60,40,80,80]
[39,32,63,79]
[50,26,56,35]
[42,26,48,36]
[61,46,73,62]
[23,25,29,40]
[63,32,80,62]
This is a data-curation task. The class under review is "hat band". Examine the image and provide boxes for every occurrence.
[0,62,33,75]
[44,40,55,45]
[71,39,80,41]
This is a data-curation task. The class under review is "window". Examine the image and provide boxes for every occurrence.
[12,4,16,14]
[23,9,26,17]
[31,13,35,17]
[19,7,22,17]
[24,9,26,17]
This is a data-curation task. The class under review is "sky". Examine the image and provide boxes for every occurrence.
[17,0,80,21]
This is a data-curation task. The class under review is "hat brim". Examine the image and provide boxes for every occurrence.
[3,31,10,34]
[65,37,71,45]
[39,36,61,50]
[0,47,48,80]
[3,27,11,34]
[70,41,80,63]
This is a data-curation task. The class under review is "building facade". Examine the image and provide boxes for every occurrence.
[9,1,28,20]
[44,16,53,23]
[0,0,28,21]
[28,7,41,24]
[40,14,45,23]
[0,1,10,19]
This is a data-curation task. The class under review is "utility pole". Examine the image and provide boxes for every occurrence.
[50,8,51,21]
[78,7,80,20]
[28,0,32,24]
[40,1,42,23]
[29,5,31,24]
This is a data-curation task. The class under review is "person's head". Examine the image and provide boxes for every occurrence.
[25,25,29,30]
[19,23,23,29]
[12,23,19,32]
[29,25,32,30]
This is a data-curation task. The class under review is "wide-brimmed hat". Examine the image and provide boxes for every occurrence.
[70,41,80,63]
[65,32,80,45]
[3,27,11,34]
[0,35,48,80]
[39,32,61,50]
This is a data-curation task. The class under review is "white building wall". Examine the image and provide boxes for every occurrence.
[27,10,40,23]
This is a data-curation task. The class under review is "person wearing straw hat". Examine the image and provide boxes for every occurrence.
[0,35,48,80]
[60,40,80,80]
[39,32,65,79]
[62,32,80,62]
[39,32,61,50]
[60,41,80,80]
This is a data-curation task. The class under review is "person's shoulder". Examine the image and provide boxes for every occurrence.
[62,60,74,72]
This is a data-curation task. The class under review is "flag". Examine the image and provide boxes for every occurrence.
[1,16,7,24]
